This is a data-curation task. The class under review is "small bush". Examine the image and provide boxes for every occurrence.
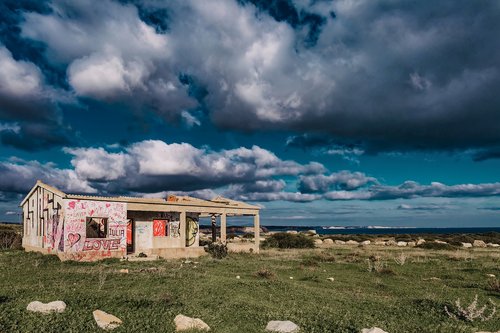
[0,230,22,250]
[255,268,275,279]
[487,277,500,293]
[205,242,228,259]
[417,242,456,250]
[445,294,496,322]
[241,233,254,239]
[262,232,314,249]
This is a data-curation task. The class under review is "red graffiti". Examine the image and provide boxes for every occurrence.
[83,239,120,251]
[68,201,76,210]
[67,233,81,247]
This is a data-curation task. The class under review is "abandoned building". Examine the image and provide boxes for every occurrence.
[20,181,261,261]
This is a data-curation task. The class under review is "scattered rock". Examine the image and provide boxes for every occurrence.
[473,240,487,248]
[346,240,359,245]
[486,243,500,248]
[323,238,334,244]
[119,269,129,273]
[361,328,389,333]
[396,241,407,247]
[475,331,500,333]
[265,320,300,333]
[386,240,397,246]
[93,310,122,330]
[434,240,447,244]
[232,236,241,242]
[374,241,386,246]
[407,241,416,247]
[314,239,323,245]
[139,267,159,273]
[416,239,426,245]
[335,240,346,245]
[423,277,441,281]
[183,260,193,264]
[26,301,66,314]
[361,240,371,246]
[289,277,294,280]
[486,274,496,278]
[307,229,317,235]
[326,277,335,282]
[236,275,240,279]
[286,230,298,234]
[174,314,210,331]
[461,243,473,248]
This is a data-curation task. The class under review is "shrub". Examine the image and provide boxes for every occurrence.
[262,232,314,249]
[254,268,275,279]
[0,230,22,250]
[205,242,228,259]
[445,294,496,322]
[417,242,456,250]
[241,233,254,239]
[487,277,500,293]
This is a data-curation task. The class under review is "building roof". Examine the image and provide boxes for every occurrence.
[20,181,261,211]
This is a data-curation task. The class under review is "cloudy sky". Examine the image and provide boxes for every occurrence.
[1,0,500,227]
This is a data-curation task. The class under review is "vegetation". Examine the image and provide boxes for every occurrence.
[0,223,22,250]
[205,242,228,259]
[0,245,499,332]
[262,232,315,249]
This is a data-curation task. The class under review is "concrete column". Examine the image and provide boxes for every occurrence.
[254,214,260,253]
[180,211,186,248]
[221,213,227,243]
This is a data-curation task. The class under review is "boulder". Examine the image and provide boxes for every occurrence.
[93,310,122,330]
[361,328,389,333]
[326,277,335,282]
[416,239,426,245]
[361,240,371,246]
[346,240,359,245]
[486,274,496,278]
[461,243,473,248]
[434,240,447,244]
[265,320,300,333]
[386,240,397,246]
[119,269,129,273]
[323,238,334,244]
[314,239,323,245]
[407,241,416,247]
[473,240,487,248]
[232,236,241,242]
[374,241,386,246]
[174,314,210,331]
[396,241,407,247]
[307,229,317,235]
[286,230,298,234]
[486,243,499,248]
[27,301,66,314]
[335,240,346,245]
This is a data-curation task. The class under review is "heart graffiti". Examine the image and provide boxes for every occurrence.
[67,233,81,247]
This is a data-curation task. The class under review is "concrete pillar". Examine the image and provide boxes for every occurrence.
[180,211,186,248]
[254,214,260,253]
[221,213,227,243]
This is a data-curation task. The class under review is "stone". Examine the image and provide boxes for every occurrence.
[265,320,300,333]
[286,230,298,234]
[289,277,294,280]
[236,275,240,279]
[461,243,473,248]
[174,314,210,331]
[396,241,407,247]
[407,241,416,247]
[27,301,66,314]
[119,269,129,273]
[361,328,389,333]
[93,310,122,330]
[361,240,371,246]
[334,240,346,245]
[346,240,359,245]
[307,229,317,235]
[323,238,334,244]
[486,243,500,248]
[374,241,386,246]
[386,240,397,246]
[486,274,496,278]
[434,240,447,244]
[326,277,335,282]
[475,331,500,333]
[473,240,487,248]
[232,236,241,242]
[416,239,426,245]
[314,239,323,245]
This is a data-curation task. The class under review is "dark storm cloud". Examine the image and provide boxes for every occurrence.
[298,171,377,193]
[472,148,500,162]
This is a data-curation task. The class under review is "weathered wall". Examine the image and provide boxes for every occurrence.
[63,199,127,261]
[22,186,64,252]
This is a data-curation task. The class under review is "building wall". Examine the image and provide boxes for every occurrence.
[62,199,127,261]
[22,186,64,252]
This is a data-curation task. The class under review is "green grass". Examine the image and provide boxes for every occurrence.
[0,247,499,332]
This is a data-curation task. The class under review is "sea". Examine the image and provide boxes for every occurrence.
[264,226,500,235]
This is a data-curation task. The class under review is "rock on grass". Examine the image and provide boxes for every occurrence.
[26,301,66,314]
[174,314,210,331]
[265,320,300,332]
[93,310,122,330]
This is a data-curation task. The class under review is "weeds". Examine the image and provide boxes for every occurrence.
[445,294,497,322]
[97,266,107,291]
[255,268,275,279]
[487,277,500,293]
[394,252,408,266]
[205,242,228,259]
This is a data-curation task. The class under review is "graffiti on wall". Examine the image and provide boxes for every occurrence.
[44,201,64,252]
[64,200,127,254]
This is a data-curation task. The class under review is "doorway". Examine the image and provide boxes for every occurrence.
[126,219,134,254]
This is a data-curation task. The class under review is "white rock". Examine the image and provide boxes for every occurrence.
[314,239,323,245]
[486,243,500,248]
[236,275,240,279]
[323,238,334,244]
[486,274,496,278]
[434,240,447,244]
[361,240,371,246]
[326,277,334,282]
[374,241,386,246]
[396,241,407,247]
[346,240,359,245]
[289,277,294,280]
[265,320,300,333]
[93,310,122,330]
[174,314,210,331]
[386,240,397,246]
[119,269,129,273]
[361,328,389,333]
[462,243,473,248]
[473,240,487,248]
[307,229,317,235]
[407,241,416,247]
[286,230,298,234]
[335,240,346,245]
[27,301,66,314]
[416,239,426,245]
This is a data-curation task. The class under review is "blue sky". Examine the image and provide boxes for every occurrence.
[0,0,500,226]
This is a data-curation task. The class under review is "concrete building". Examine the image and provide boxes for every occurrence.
[20,181,261,261]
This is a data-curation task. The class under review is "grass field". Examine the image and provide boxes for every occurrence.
[0,246,499,332]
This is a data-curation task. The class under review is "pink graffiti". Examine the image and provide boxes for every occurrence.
[67,233,81,247]
[83,239,120,251]
[68,201,76,210]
